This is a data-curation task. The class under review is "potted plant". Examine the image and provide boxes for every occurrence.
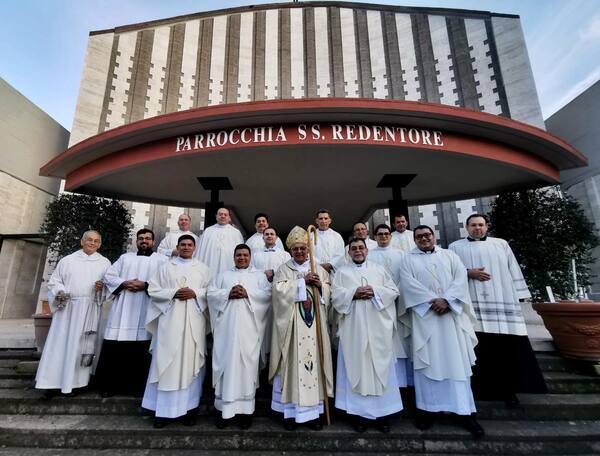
[490,187,600,361]
[32,193,132,351]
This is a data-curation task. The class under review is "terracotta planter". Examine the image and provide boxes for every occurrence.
[533,301,600,361]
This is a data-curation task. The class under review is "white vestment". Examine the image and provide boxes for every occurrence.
[332,261,403,419]
[157,230,200,259]
[310,228,346,270]
[399,247,478,415]
[197,224,244,275]
[103,252,167,340]
[35,250,110,393]
[368,245,412,386]
[391,230,416,252]
[246,232,284,252]
[449,237,531,335]
[142,257,211,418]
[251,247,292,366]
[207,267,272,418]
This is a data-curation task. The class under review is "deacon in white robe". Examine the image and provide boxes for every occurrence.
[391,214,416,253]
[332,238,402,433]
[246,212,284,252]
[197,207,244,275]
[369,223,412,388]
[207,244,272,428]
[36,231,110,397]
[310,209,346,273]
[251,227,291,367]
[95,229,167,396]
[142,235,211,428]
[156,213,200,259]
[269,226,334,430]
[400,225,484,438]
[449,214,546,404]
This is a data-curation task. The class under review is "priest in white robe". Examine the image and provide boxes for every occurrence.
[449,214,546,405]
[36,231,110,398]
[157,213,200,259]
[269,226,334,430]
[246,212,284,252]
[391,214,416,253]
[310,209,346,273]
[197,207,244,275]
[142,235,211,428]
[332,238,402,433]
[95,228,167,397]
[400,225,484,438]
[207,244,272,429]
[368,223,412,388]
[251,227,291,368]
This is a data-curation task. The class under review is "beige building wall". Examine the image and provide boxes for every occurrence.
[0,78,68,318]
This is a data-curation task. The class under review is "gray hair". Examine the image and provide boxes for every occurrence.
[81,230,102,242]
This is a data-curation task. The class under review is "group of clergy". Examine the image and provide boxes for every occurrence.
[35,208,546,438]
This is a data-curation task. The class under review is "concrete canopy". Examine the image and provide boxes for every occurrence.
[41,99,586,234]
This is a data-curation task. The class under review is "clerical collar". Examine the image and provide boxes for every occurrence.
[235,267,250,272]
[418,247,436,254]
[215,223,227,228]
[175,257,193,264]
[467,236,487,242]
[352,261,366,268]
[137,250,153,256]
[264,247,277,252]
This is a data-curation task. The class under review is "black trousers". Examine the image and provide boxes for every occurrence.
[94,339,151,396]
[471,332,547,400]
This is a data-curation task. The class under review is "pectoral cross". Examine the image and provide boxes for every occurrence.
[480,290,490,301]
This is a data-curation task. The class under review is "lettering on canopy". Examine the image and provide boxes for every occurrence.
[175,124,444,152]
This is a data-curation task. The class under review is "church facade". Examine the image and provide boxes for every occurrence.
[46,2,579,245]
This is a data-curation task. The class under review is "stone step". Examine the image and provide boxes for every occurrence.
[544,371,600,394]
[0,378,33,389]
[0,415,599,454]
[536,353,600,376]
[0,367,34,379]
[0,349,38,361]
[531,338,556,353]
[1,388,599,421]
[0,450,467,456]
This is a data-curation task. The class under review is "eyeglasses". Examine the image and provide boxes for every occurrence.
[415,233,433,240]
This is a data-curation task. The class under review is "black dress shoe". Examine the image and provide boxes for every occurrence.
[41,390,58,401]
[415,410,433,430]
[460,414,485,438]
[153,417,168,428]
[376,416,391,433]
[353,416,368,433]
[239,414,253,429]
[308,417,323,431]
[182,410,197,426]
[215,416,230,429]
[283,418,297,431]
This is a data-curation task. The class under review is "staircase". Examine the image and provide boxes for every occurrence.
[1,342,600,455]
